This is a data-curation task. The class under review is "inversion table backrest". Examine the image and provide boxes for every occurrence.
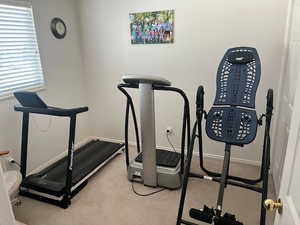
[206,47,261,146]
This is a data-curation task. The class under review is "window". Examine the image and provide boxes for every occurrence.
[0,2,45,98]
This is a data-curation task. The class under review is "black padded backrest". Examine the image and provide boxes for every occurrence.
[205,47,261,146]
[14,91,48,108]
[213,47,261,108]
[206,107,258,145]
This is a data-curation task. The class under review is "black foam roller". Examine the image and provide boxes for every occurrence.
[189,208,213,224]
[214,217,244,225]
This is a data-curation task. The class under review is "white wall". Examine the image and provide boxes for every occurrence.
[0,0,90,172]
[77,0,289,163]
[0,0,290,172]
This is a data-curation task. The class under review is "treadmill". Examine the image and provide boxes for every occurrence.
[14,91,124,208]
[118,75,191,189]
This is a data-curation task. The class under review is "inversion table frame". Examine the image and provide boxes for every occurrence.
[176,47,274,225]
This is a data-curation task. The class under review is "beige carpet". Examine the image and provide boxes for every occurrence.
[13,153,276,225]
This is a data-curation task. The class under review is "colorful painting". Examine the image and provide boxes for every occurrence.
[130,10,174,44]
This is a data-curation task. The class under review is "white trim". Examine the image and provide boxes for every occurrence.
[30,135,261,178]
[29,136,124,175]
[271,0,295,189]
[275,5,300,220]
[288,195,300,225]
[99,137,124,145]
[99,137,261,167]
[199,152,261,167]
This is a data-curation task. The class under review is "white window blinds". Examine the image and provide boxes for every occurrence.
[0,3,45,98]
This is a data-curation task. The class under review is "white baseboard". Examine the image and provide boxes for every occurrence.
[30,136,261,174]
[100,137,124,145]
[99,137,261,167]
[200,152,261,167]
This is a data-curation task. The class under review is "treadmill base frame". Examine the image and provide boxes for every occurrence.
[20,142,124,208]
[20,181,87,209]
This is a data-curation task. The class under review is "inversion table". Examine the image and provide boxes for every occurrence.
[176,47,273,225]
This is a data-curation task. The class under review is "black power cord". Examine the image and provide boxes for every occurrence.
[131,182,166,197]
[9,159,21,168]
[130,130,177,197]
[166,132,177,152]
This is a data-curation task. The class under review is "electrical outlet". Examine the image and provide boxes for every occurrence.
[7,157,15,163]
[166,127,174,135]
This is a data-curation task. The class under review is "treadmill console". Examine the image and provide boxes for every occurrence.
[14,91,48,108]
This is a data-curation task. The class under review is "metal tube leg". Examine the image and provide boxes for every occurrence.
[130,101,141,154]
[216,144,231,217]
[140,83,157,187]
[260,172,268,225]
[180,109,187,175]
[63,115,77,208]
[260,131,270,225]
[260,89,273,225]
[118,85,141,154]
[260,148,269,225]
[20,112,29,178]
[125,101,130,167]
[176,122,198,225]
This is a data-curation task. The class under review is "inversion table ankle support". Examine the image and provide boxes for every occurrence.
[176,47,274,225]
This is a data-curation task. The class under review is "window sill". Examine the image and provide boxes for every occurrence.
[0,85,46,102]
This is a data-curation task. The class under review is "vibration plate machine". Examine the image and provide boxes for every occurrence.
[14,91,124,208]
[118,75,190,189]
[176,47,274,225]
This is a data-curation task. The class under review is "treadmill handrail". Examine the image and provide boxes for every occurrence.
[14,105,89,117]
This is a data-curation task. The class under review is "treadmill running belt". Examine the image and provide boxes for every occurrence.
[22,140,123,197]
[135,149,180,168]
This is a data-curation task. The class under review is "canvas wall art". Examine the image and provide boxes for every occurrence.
[130,10,174,44]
